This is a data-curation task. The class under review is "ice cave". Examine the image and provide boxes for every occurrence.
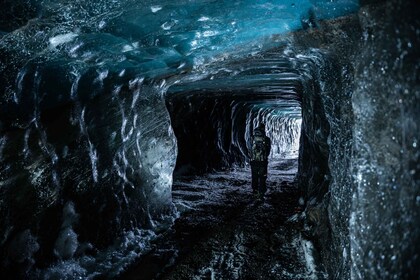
[0,0,418,279]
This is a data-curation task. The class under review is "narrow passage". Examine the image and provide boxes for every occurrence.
[120,159,326,280]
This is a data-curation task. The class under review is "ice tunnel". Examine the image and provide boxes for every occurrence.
[0,0,418,279]
[166,52,303,174]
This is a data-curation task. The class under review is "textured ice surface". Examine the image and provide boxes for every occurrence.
[54,202,79,260]
[349,3,419,279]
[0,0,359,99]
[8,230,40,265]
[41,229,159,279]
[2,0,417,279]
[295,2,419,278]
[0,77,178,277]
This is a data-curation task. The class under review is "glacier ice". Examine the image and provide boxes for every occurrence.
[295,2,419,279]
[0,0,418,279]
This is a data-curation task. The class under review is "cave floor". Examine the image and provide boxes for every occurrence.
[119,158,326,280]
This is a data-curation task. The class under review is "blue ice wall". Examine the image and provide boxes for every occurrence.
[0,0,360,92]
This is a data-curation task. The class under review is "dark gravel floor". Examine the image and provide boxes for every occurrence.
[118,159,326,280]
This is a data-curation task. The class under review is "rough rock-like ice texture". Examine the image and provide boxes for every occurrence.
[296,47,355,278]
[350,2,419,278]
[54,202,79,260]
[7,230,40,272]
[0,69,177,277]
[295,1,419,278]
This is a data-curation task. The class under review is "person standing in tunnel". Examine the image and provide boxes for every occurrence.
[250,123,271,199]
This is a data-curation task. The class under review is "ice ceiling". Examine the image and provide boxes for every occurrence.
[0,0,360,166]
[0,0,360,160]
[0,0,359,84]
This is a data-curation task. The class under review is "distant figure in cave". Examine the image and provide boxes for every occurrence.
[250,123,271,199]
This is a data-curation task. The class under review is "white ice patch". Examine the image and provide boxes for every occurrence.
[299,197,305,206]
[145,137,176,199]
[29,165,47,187]
[88,141,99,182]
[302,239,318,280]
[202,30,219,37]
[198,16,210,22]
[122,44,135,52]
[161,20,178,30]
[94,69,109,84]
[287,213,300,222]
[98,20,106,29]
[150,5,162,13]
[49,33,78,48]
[174,201,195,213]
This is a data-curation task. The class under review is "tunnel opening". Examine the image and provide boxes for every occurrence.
[165,91,302,177]
[165,51,304,179]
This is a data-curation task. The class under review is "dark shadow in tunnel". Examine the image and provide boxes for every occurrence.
[164,75,303,179]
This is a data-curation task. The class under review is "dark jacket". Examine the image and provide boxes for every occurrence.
[251,129,271,163]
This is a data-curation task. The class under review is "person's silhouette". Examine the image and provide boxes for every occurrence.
[250,123,271,199]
